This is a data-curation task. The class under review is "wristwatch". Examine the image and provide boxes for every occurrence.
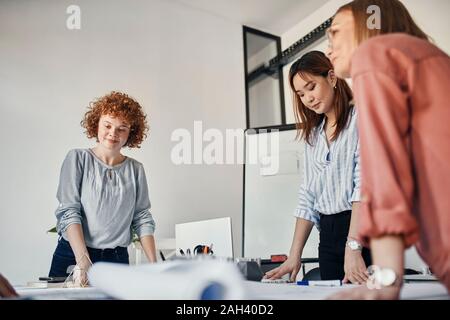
[346,239,363,251]
[367,265,400,288]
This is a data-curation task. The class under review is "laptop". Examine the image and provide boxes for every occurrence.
[175,217,234,259]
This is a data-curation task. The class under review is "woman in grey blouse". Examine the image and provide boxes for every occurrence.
[49,91,157,281]
[264,51,371,284]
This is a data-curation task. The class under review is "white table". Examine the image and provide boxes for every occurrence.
[13,280,449,300]
[244,281,449,300]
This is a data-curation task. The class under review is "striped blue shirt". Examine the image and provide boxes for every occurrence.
[294,107,360,230]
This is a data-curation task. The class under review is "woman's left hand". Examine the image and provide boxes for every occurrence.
[0,273,18,298]
[342,247,368,284]
[327,284,401,300]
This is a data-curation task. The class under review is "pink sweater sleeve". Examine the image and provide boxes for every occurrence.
[353,71,419,248]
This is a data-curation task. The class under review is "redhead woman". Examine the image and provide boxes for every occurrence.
[49,92,157,285]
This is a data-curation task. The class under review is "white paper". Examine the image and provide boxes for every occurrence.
[244,281,449,300]
[88,258,246,300]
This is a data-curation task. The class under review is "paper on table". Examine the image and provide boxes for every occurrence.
[244,281,449,300]
[88,258,247,300]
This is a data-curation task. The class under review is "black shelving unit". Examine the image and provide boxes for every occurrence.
[247,18,332,81]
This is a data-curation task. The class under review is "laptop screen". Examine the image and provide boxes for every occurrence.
[175,217,234,258]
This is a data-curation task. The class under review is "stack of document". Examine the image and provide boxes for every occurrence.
[88,258,246,300]
[25,281,65,289]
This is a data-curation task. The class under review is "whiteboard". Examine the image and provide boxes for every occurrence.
[243,125,319,259]
[242,125,427,272]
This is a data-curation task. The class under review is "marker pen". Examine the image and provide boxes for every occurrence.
[296,280,341,287]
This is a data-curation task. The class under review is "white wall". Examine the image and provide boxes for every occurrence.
[280,0,450,270]
[0,0,246,285]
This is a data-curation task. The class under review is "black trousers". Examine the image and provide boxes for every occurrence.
[318,211,372,281]
[49,238,129,277]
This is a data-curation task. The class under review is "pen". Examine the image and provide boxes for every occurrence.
[179,249,185,256]
[38,277,52,281]
[296,280,341,287]
[159,250,166,261]
[186,249,191,256]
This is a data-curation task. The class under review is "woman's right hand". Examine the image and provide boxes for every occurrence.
[71,254,92,287]
[263,257,301,282]
[264,218,312,282]
[71,266,89,287]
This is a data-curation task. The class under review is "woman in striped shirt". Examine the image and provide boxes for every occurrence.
[265,51,370,283]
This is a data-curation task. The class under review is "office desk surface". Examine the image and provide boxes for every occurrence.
[245,281,449,300]
[14,281,449,300]
[15,287,111,300]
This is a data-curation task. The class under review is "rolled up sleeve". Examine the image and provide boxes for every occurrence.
[132,164,155,237]
[55,150,83,235]
[354,71,419,248]
[294,143,320,229]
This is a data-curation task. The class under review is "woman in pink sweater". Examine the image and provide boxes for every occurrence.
[326,0,450,299]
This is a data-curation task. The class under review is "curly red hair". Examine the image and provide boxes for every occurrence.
[81,91,149,148]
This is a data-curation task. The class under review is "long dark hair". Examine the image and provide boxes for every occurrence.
[289,51,353,145]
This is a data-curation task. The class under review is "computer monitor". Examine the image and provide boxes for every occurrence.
[175,217,234,258]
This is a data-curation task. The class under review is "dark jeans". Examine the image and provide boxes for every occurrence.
[318,211,372,281]
[49,237,129,277]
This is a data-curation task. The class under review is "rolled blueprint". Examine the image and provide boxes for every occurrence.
[88,258,247,300]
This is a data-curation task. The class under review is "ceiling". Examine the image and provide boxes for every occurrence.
[173,0,330,35]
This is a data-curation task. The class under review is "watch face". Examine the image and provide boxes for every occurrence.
[379,268,397,286]
[369,266,397,288]
[347,240,361,250]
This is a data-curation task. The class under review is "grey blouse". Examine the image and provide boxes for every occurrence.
[55,149,155,249]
